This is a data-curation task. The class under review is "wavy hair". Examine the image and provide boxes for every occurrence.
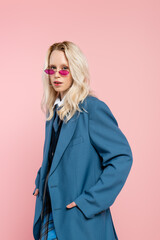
[41,41,96,123]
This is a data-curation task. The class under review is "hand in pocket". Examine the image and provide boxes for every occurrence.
[33,188,39,196]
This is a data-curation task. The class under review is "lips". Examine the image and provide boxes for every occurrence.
[54,81,62,84]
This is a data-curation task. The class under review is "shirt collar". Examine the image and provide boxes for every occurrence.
[52,94,66,109]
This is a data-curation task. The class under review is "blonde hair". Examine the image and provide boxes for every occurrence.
[41,41,96,123]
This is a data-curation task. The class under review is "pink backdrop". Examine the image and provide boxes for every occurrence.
[0,0,160,239]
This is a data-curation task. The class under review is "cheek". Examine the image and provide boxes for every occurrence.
[65,76,73,87]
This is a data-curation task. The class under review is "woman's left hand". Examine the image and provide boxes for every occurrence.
[66,201,77,208]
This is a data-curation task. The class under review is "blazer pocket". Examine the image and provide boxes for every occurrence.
[68,136,84,147]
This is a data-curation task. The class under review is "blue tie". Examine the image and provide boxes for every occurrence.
[53,104,60,132]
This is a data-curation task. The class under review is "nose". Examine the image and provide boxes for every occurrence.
[54,70,60,78]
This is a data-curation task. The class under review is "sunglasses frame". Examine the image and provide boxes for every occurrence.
[44,67,70,76]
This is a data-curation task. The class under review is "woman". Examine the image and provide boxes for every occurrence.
[32,41,133,240]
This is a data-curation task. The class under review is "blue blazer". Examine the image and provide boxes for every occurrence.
[33,95,133,240]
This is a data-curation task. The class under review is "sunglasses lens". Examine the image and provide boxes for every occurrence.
[44,69,55,75]
[59,70,69,76]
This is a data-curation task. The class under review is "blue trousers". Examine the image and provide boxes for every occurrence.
[47,230,58,240]
[40,211,58,240]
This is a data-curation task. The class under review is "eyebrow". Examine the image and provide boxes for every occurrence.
[48,64,69,67]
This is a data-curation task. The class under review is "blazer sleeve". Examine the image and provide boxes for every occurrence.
[74,99,133,218]
[32,167,41,195]
[32,117,48,195]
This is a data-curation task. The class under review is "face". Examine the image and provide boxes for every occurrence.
[48,50,73,100]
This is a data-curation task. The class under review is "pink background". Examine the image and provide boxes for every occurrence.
[0,0,160,239]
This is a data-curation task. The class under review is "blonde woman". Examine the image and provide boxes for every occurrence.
[32,41,133,240]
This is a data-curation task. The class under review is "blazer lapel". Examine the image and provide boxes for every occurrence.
[42,103,83,182]
[48,110,80,178]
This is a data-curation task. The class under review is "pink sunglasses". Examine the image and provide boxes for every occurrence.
[44,68,70,76]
